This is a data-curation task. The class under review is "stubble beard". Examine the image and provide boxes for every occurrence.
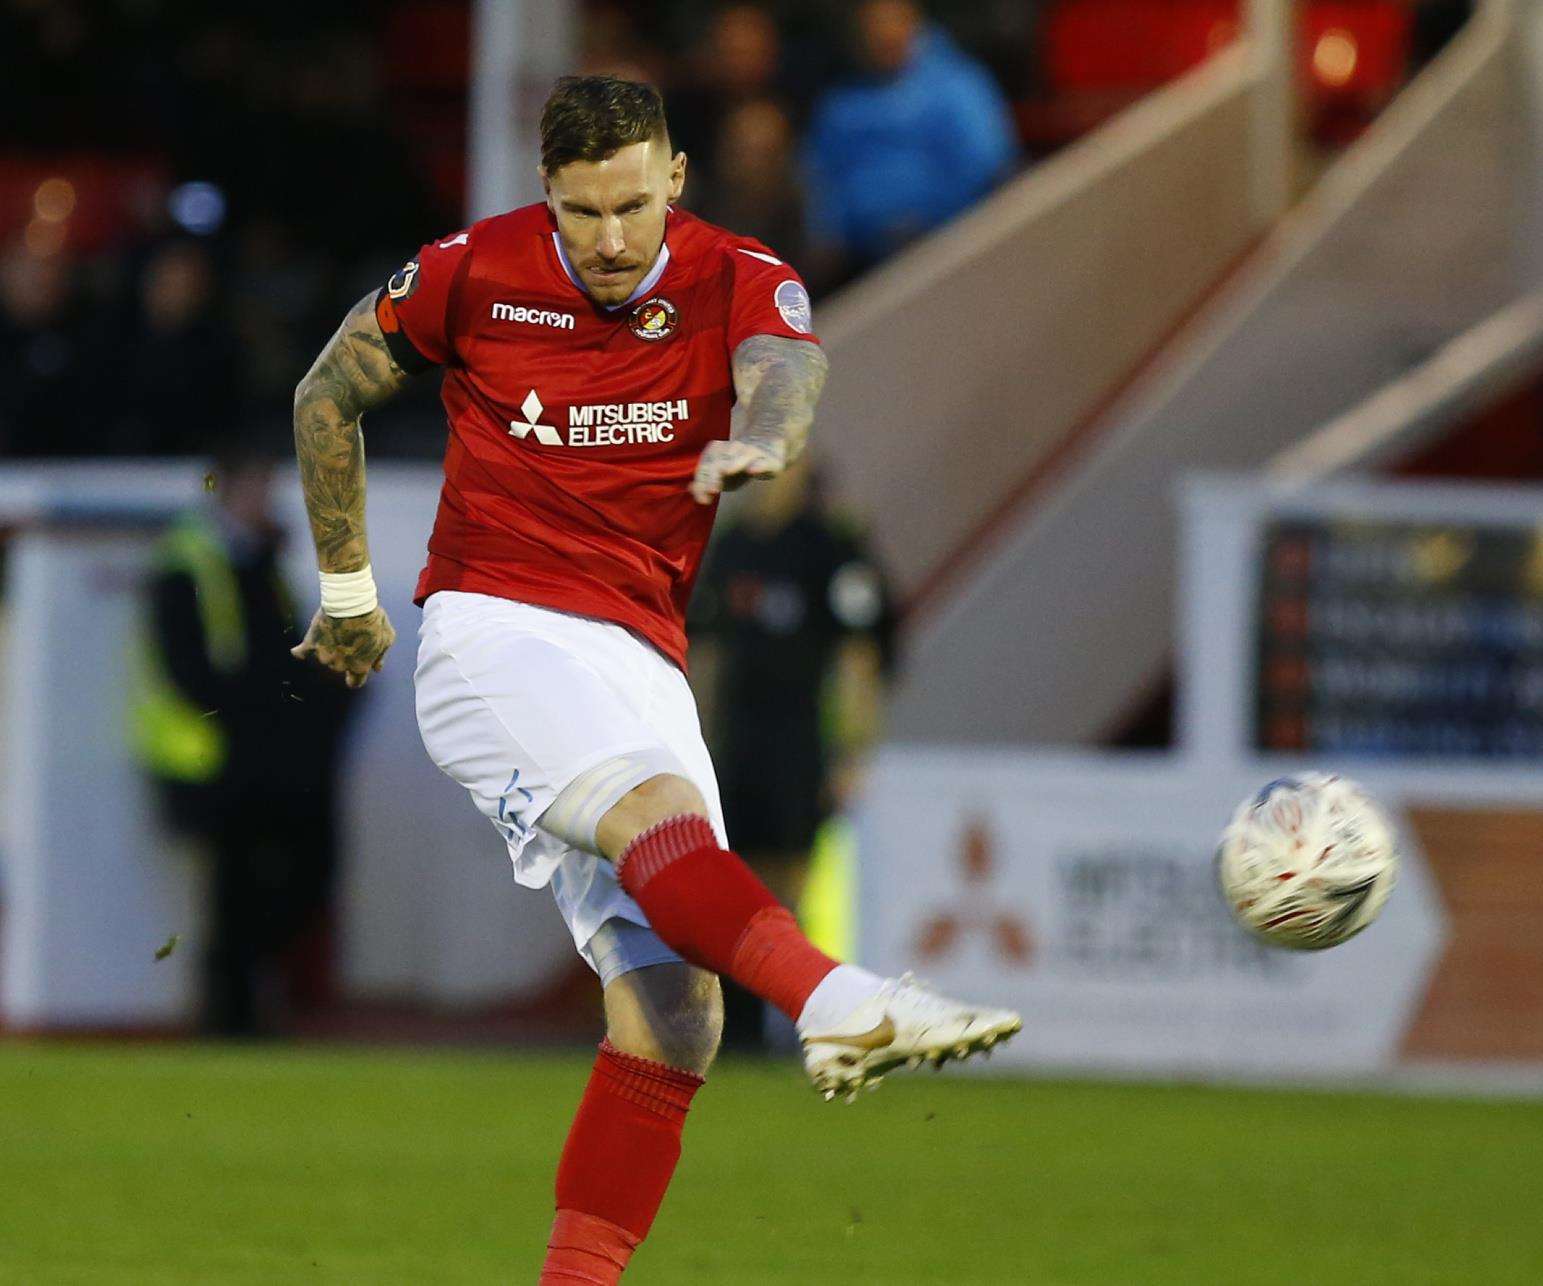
[584,272,638,307]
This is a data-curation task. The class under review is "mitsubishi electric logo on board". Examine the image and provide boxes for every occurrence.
[509,389,690,448]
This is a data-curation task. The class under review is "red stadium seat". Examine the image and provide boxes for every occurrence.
[1029,0,1412,150]
[1302,3,1410,97]
[384,1,471,93]
[1043,0,1239,91]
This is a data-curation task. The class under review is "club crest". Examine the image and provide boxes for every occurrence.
[774,279,812,334]
[628,296,678,342]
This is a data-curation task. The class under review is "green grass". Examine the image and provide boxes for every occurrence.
[2,1042,1542,1284]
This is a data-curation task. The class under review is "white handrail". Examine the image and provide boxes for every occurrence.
[1269,292,1543,482]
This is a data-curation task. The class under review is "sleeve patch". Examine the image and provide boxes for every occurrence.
[387,258,421,301]
[774,279,813,334]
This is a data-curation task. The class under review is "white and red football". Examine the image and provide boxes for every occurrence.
[1216,773,1398,950]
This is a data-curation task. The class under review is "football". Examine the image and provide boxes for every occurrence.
[1216,774,1398,950]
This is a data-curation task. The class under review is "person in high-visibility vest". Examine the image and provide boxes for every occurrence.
[131,448,357,1036]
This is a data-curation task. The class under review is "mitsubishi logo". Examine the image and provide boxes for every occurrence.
[509,389,563,446]
[914,815,1033,966]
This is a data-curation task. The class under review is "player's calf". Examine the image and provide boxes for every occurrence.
[608,808,846,1023]
[539,961,721,1284]
[602,793,1024,1105]
[542,1036,704,1285]
[599,789,1023,1104]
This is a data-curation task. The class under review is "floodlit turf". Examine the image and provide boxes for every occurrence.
[3,1043,1542,1284]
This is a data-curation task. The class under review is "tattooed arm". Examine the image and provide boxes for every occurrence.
[690,335,830,505]
[289,292,412,687]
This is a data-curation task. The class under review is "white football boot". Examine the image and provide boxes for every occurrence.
[801,973,1022,1102]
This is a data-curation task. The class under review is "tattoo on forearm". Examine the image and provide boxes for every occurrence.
[730,335,830,466]
[292,293,411,572]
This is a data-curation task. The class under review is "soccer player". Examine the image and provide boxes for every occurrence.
[290,76,1020,1282]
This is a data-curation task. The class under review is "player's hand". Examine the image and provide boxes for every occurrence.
[291,606,396,689]
[690,440,785,505]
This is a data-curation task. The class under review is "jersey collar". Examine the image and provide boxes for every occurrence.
[551,231,672,311]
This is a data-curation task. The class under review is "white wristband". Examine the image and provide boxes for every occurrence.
[319,565,379,618]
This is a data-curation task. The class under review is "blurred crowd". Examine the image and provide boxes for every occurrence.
[0,0,1464,462]
[1,0,451,460]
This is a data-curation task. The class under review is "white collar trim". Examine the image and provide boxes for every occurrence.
[552,233,672,311]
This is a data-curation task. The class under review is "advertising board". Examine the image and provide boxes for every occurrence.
[858,749,1450,1078]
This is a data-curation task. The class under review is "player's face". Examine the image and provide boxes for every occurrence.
[543,138,686,307]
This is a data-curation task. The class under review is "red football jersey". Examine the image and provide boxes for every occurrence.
[375,202,819,669]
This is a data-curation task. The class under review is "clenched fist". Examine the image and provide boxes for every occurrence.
[291,605,397,689]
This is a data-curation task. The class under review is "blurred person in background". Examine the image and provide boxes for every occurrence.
[688,97,809,270]
[0,245,100,458]
[669,3,784,177]
[690,458,895,1050]
[803,0,1019,286]
[0,0,134,147]
[130,448,356,1036]
[577,3,670,84]
[228,215,332,416]
[107,240,244,456]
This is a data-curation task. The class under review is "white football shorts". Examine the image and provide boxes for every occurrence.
[414,590,727,983]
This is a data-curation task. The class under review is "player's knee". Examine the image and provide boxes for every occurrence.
[596,772,711,860]
[606,964,722,1074]
[651,975,723,1073]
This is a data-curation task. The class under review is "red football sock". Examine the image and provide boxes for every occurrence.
[616,814,838,1021]
[539,1039,703,1285]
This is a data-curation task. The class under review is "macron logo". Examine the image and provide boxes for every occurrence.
[491,302,576,330]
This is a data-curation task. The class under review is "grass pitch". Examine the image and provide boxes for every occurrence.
[3,1042,1542,1284]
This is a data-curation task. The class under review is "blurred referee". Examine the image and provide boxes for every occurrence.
[690,458,895,1050]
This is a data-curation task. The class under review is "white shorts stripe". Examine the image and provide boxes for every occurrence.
[540,746,684,853]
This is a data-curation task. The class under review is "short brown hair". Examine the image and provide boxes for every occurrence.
[539,76,669,175]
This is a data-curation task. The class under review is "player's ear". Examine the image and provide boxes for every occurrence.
[538,166,554,206]
[668,151,687,203]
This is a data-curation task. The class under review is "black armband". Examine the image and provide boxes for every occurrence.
[373,289,437,374]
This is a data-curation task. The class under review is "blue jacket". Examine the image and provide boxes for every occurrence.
[804,28,1019,258]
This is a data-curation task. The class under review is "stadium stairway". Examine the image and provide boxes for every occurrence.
[816,0,1531,746]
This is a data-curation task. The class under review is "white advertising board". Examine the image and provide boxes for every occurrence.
[2,520,202,1025]
[857,747,1447,1079]
[0,463,576,1029]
